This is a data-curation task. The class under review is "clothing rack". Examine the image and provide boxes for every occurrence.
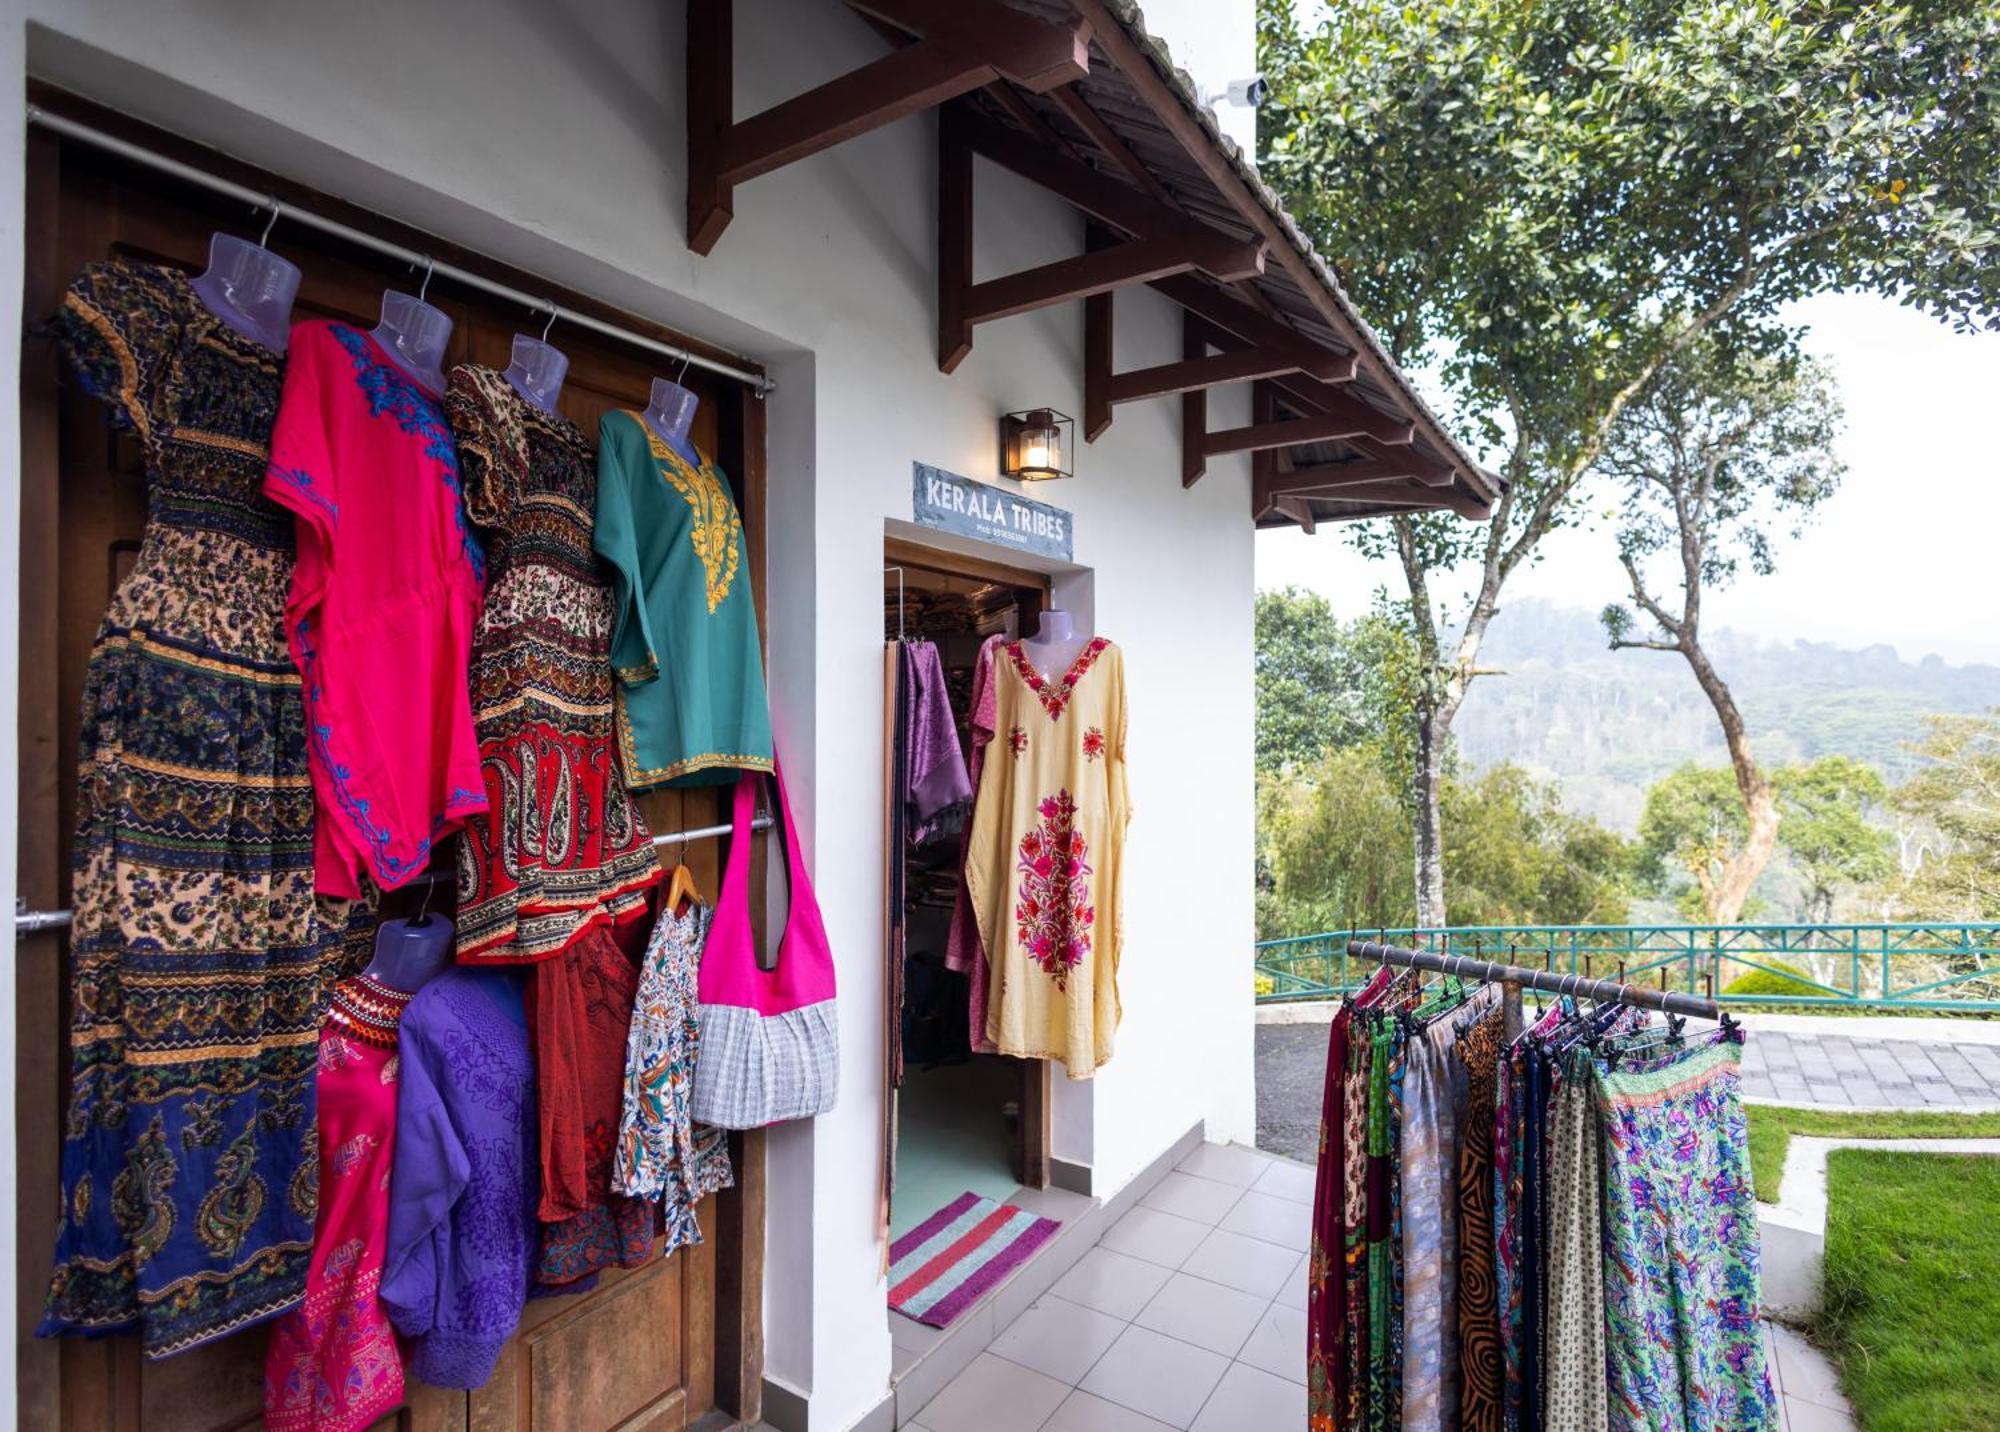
[26,105,776,395]
[1345,938,1722,1021]
[12,813,772,935]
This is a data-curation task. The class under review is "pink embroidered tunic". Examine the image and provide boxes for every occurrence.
[963,638,1129,1076]
[266,321,487,898]
[262,975,413,1432]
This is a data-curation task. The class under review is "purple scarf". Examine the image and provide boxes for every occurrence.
[903,640,971,844]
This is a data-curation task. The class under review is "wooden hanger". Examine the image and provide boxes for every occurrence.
[662,837,703,916]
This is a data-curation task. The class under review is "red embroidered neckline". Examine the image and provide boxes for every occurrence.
[1007,636,1110,722]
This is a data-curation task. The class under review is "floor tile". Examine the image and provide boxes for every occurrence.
[1188,1360,1307,1432]
[1176,1142,1271,1188]
[1041,1389,1178,1432]
[1771,1324,1848,1409]
[1275,1252,1309,1311]
[1251,1158,1316,1205]
[1097,1205,1210,1270]
[1180,1228,1299,1300]
[1139,1171,1244,1225]
[1217,1189,1310,1253]
[1235,1300,1307,1383]
[1785,1396,1856,1431]
[1079,1325,1230,1430]
[989,1294,1128,1385]
[1049,1246,1175,1320]
[1131,1272,1266,1357]
[914,1351,1071,1432]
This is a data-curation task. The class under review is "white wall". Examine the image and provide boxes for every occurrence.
[6,2,1260,1427]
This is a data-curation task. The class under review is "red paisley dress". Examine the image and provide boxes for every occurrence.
[443,367,661,964]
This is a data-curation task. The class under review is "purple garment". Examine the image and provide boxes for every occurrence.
[381,968,538,1390]
[904,640,971,844]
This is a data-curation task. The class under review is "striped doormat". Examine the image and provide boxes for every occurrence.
[887,1192,1063,1328]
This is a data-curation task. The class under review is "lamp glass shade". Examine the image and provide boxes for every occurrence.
[1001,408,1073,482]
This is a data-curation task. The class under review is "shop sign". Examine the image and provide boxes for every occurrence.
[912,462,1073,562]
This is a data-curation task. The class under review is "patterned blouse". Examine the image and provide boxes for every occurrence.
[265,321,489,899]
[444,367,660,963]
[593,410,773,790]
[615,900,734,1252]
[263,975,414,1432]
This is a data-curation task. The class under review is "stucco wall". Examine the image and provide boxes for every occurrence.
[4,2,1260,1426]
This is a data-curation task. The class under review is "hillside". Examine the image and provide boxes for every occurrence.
[1453,601,2000,832]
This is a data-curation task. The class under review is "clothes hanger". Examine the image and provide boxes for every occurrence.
[661,831,702,916]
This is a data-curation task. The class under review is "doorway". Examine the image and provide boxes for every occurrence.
[882,537,1054,1247]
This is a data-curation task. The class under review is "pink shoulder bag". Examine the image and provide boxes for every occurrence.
[692,765,840,1128]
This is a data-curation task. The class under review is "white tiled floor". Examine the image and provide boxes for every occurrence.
[903,1141,1857,1431]
[907,1142,1310,1431]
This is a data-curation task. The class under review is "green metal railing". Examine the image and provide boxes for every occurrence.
[1253,923,2000,1011]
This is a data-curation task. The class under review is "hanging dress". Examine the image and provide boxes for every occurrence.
[41,261,363,1358]
[442,366,660,964]
[264,320,488,899]
[593,410,773,790]
[262,974,413,1432]
[963,637,1128,1075]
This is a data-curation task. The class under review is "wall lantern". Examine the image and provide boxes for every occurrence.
[999,408,1074,482]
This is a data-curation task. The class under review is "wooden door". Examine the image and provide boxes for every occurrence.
[18,106,765,1432]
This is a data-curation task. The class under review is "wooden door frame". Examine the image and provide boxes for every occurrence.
[882,533,1054,1190]
[16,98,768,1430]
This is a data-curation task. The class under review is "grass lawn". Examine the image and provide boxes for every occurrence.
[1815,1149,2000,1431]
[1743,1105,2000,1200]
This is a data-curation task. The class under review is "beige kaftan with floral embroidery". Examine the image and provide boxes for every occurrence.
[964,637,1128,1077]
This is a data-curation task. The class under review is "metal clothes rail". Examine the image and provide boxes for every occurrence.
[12,814,772,935]
[26,105,776,395]
[1346,938,1722,1021]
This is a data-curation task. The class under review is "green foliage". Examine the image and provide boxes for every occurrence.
[1253,587,1417,774]
[1744,1105,2000,1201]
[1777,755,1895,918]
[1636,763,1746,894]
[1891,710,2000,919]
[1262,751,1631,936]
[1721,959,1820,999]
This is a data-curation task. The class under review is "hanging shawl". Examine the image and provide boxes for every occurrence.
[903,640,972,844]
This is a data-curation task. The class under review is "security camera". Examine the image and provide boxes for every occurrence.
[1202,75,1269,109]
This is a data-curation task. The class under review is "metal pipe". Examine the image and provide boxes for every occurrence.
[26,106,777,396]
[12,814,771,935]
[1346,937,1722,1021]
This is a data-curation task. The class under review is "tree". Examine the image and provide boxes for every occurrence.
[1266,743,1416,935]
[1443,764,1633,926]
[1891,712,2000,920]
[1258,0,2000,924]
[1777,756,1895,927]
[1599,343,1845,921]
[1637,764,1755,921]
[1254,587,1364,773]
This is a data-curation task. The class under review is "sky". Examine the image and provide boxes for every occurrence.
[1256,291,2000,667]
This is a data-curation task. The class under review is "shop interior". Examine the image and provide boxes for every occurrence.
[882,541,1054,1244]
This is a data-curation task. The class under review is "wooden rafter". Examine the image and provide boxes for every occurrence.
[1181,310,1206,487]
[1150,275,1355,384]
[1204,407,1416,456]
[687,0,1091,255]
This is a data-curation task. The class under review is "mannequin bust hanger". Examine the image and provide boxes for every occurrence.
[640,366,702,468]
[504,310,569,414]
[362,884,456,994]
[189,208,301,354]
[1021,608,1091,680]
[370,261,452,396]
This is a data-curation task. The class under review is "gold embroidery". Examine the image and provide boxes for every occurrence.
[634,414,742,614]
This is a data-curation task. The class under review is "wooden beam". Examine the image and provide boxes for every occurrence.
[1181,311,1206,487]
[849,0,1093,91]
[1151,274,1354,383]
[1107,348,1304,405]
[1083,226,1113,442]
[1204,408,1416,456]
[1050,85,1177,206]
[1258,458,1413,495]
[1275,494,1317,534]
[719,41,1003,186]
[1293,478,1490,519]
[939,105,974,372]
[687,0,733,255]
[962,238,1202,324]
[958,110,1263,281]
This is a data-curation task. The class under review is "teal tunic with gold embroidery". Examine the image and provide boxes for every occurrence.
[593,409,774,789]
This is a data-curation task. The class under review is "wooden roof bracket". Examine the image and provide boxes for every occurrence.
[687,0,1092,255]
